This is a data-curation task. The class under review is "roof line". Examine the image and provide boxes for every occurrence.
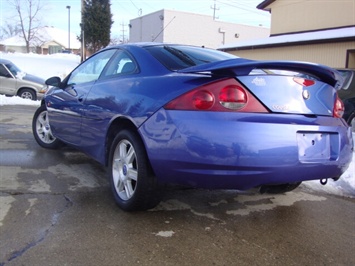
[270,25,355,37]
[220,38,355,52]
[257,0,276,11]
[218,26,355,51]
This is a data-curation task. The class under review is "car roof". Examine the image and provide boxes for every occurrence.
[0,58,13,64]
[110,42,163,48]
[106,42,205,50]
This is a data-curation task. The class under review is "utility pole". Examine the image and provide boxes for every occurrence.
[120,22,127,43]
[81,0,86,62]
[66,6,71,51]
[211,0,219,20]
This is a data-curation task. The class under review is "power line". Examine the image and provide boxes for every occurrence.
[216,0,270,17]
[128,0,142,16]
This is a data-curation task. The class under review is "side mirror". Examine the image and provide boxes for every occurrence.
[45,76,62,87]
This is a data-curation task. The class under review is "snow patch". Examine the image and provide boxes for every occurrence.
[155,231,175,237]
[0,51,80,80]
[0,95,40,106]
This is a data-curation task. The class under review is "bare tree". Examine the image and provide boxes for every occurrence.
[0,22,22,40]
[7,0,44,53]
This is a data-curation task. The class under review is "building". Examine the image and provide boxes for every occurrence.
[0,26,81,54]
[219,0,355,69]
[129,9,270,49]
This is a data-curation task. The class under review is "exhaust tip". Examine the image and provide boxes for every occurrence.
[320,179,327,185]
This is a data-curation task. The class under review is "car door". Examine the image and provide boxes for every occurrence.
[78,50,139,160]
[46,49,117,145]
[0,64,17,95]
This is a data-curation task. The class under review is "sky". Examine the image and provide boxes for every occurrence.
[0,51,354,199]
[0,0,271,39]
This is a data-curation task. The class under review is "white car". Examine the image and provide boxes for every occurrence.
[0,59,48,100]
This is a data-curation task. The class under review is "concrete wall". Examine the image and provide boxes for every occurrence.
[129,10,165,43]
[129,9,270,49]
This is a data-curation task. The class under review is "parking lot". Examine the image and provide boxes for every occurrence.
[0,104,354,266]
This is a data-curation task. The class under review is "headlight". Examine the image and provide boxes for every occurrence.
[39,84,49,94]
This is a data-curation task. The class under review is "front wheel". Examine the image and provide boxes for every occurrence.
[109,130,161,211]
[19,88,36,101]
[32,105,63,149]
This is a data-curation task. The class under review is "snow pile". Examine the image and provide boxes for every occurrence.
[0,52,80,80]
[0,52,354,198]
[302,153,354,198]
[0,95,40,106]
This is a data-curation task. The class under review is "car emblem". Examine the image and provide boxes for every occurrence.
[302,90,310,100]
[252,77,266,86]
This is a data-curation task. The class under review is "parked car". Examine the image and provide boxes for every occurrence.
[32,43,353,211]
[337,69,355,131]
[0,58,47,100]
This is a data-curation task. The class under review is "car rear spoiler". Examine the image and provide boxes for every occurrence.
[178,58,344,90]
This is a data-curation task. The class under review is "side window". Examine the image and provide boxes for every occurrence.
[68,49,116,85]
[0,65,11,78]
[101,50,137,78]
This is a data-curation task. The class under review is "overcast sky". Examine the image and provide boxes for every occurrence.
[0,0,270,39]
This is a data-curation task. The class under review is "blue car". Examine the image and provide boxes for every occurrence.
[32,43,353,211]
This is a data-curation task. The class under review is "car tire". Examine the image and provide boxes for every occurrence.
[259,182,302,194]
[109,130,161,211]
[18,88,36,101]
[32,105,63,149]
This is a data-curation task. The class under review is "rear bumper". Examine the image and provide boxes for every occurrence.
[140,110,353,190]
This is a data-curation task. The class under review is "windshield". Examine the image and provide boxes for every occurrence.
[145,45,236,71]
[5,62,22,76]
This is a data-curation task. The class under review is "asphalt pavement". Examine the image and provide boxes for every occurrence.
[0,104,354,266]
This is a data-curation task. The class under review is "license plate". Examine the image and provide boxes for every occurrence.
[297,132,330,161]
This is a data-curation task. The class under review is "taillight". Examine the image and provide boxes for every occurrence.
[164,78,268,112]
[219,85,247,109]
[333,95,344,118]
[192,90,214,110]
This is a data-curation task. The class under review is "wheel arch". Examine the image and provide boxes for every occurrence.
[105,116,141,166]
[17,87,37,98]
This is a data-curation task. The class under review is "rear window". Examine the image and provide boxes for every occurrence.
[145,45,236,71]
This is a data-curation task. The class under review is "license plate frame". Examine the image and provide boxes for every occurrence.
[297,132,330,161]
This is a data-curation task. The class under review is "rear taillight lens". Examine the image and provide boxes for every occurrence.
[164,78,268,112]
[333,95,344,118]
[192,90,214,110]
